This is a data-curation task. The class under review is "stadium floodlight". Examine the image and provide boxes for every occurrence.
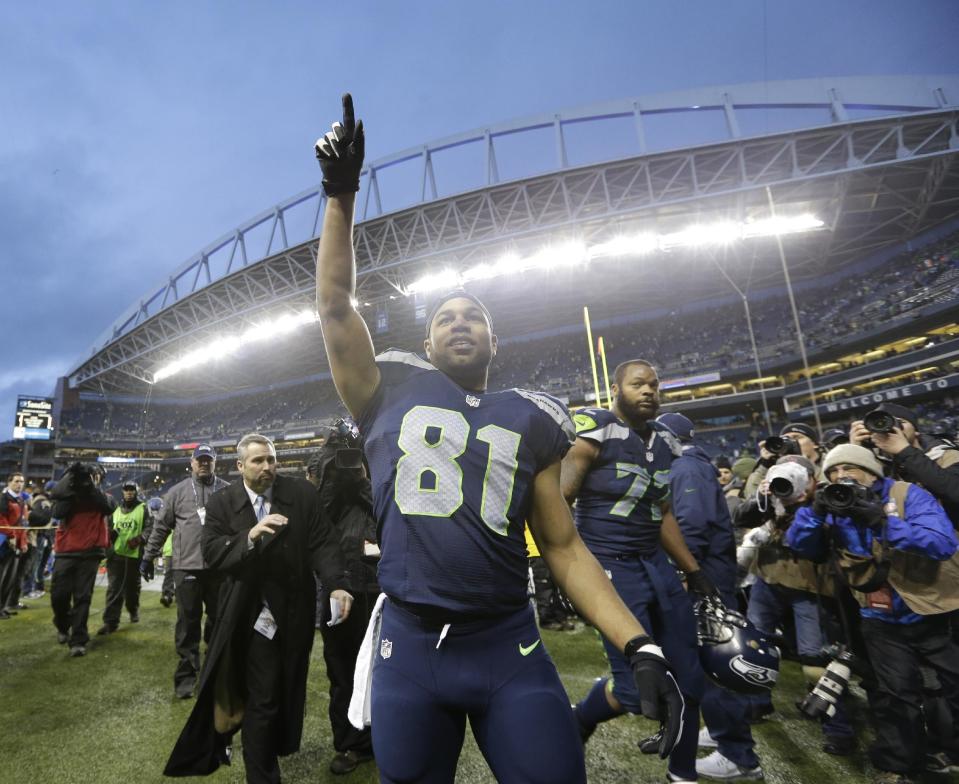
[589,234,658,258]
[152,309,318,383]
[403,214,823,296]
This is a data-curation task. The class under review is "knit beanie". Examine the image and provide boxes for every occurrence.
[821,444,884,479]
[731,456,757,481]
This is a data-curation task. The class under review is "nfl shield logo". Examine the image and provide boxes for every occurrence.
[466,395,481,408]
[380,638,393,659]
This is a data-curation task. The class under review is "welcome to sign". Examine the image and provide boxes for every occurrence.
[790,373,958,419]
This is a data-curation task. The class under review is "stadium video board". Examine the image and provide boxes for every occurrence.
[13,396,54,441]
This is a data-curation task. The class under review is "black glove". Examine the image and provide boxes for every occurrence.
[812,486,831,519]
[314,93,365,196]
[626,635,685,759]
[847,496,885,528]
[685,569,720,600]
[139,559,155,582]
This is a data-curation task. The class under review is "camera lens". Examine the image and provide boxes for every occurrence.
[765,436,786,455]
[768,476,795,498]
[863,410,895,434]
[822,482,856,510]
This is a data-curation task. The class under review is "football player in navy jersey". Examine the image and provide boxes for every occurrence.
[314,94,686,783]
[563,360,733,784]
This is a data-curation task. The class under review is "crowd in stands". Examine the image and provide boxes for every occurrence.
[58,229,959,447]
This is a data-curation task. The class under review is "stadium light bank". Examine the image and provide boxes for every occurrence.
[405,213,824,295]
[150,213,822,383]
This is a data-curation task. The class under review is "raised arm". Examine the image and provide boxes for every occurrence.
[314,94,380,418]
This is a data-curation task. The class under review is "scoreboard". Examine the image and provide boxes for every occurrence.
[13,397,54,441]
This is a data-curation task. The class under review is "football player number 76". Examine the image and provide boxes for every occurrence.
[394,405,521,535]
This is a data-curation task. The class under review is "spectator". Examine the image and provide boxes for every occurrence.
[0,473,28,619]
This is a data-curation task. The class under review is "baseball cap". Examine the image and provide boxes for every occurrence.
[193,444,217,460]
[655,413,695,442]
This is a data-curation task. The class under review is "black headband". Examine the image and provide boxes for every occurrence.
[425,289,493,338]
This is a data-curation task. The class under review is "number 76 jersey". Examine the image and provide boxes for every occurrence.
[358,351,576,614]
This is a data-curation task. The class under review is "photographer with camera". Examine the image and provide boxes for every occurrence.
[48,463,116,657]
[851,403,959,529]
[305,419,378,776]
[744,423,822,500]
[787,444,959,784]
[735,454,857,754]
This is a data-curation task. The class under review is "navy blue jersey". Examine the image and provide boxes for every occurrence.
[572,407,680,557]
[358,350,575,614]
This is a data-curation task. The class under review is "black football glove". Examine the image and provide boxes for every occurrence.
[314,93,365,196]
[812,485,831,519]
[627,635,685,759]
[685,569,720,601]
[139,559,155,582]
[847,496,885,528]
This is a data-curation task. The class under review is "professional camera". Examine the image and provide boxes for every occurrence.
[863,409,897,434]
[764,435,802,458]
[820,479,875,513]
[325,418,364,470]
[765,461,811,503]
[798,645,858,720]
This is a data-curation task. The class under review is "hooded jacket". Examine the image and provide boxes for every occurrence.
[668,444,736,568]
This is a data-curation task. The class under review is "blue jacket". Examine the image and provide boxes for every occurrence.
[787,477,957,624]
[669,444,736,569]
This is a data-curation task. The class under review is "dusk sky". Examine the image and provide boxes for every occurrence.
[2,1,957,425]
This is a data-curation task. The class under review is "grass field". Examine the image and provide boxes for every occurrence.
[1,581,954,784]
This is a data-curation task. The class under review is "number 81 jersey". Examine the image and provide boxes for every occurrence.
[358,350,576,614]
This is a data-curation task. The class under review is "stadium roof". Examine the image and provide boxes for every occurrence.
[69,75,959,396]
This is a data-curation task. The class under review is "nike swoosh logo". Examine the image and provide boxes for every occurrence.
[684,488,696,493]
[519,640,541,656]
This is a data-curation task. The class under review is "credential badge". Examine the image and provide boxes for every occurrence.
[380,638,393,659]
[465,395,481,408]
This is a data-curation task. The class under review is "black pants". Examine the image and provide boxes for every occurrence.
[161,565,175,598]
[174,569,223,692]
[102,553,141,627]
[35,533,53,591]
[50,555,102,646]
[242,630,283,783]
[319,590,375,755]
[0,551,19,610]
[862,614,959,774]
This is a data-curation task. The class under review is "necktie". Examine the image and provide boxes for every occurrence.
[256,495,266,522]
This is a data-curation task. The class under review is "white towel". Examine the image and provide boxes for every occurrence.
[348,592,387,729]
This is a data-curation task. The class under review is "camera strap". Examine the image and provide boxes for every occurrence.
[828,519,892,595]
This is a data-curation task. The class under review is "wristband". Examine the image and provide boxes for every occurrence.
[624,634,653,659]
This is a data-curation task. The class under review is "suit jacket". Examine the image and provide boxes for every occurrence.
[164,474,347,777]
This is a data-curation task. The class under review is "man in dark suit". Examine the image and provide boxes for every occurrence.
[165,433,352,784]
